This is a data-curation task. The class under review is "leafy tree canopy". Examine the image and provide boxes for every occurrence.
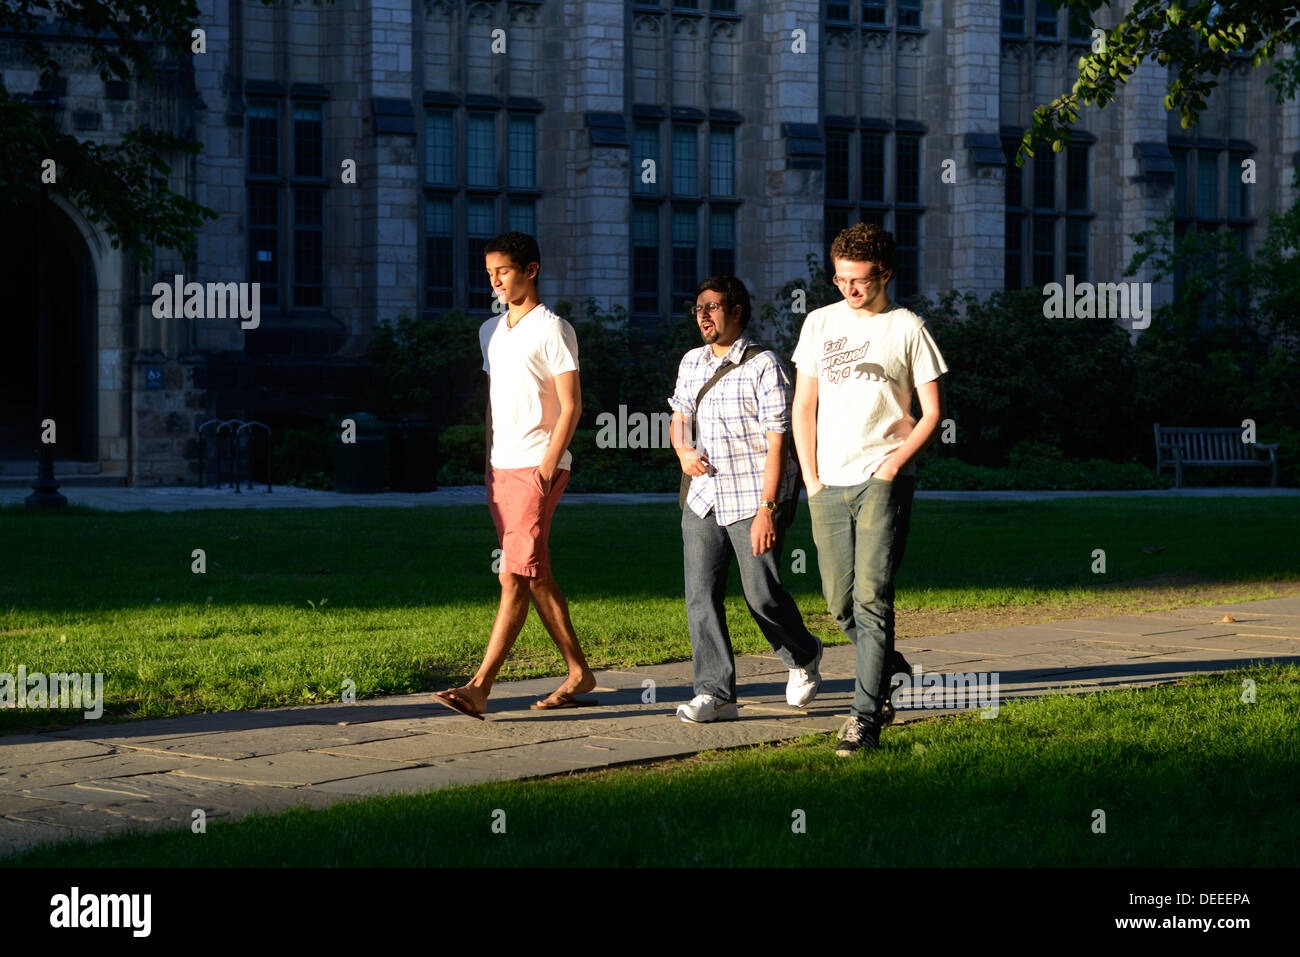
[1021,1,1300,162]
[0,1,288,266]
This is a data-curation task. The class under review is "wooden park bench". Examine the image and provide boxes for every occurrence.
[1153,424,1280,488]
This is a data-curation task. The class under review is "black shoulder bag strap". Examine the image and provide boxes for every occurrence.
[679,344,766,509]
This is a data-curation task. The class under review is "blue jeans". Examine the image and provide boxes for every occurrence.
[682,499,820,703]
[806,475,915,725]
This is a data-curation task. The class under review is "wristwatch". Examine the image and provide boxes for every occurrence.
[761,500,777,511]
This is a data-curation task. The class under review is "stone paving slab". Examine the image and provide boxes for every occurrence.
[1128,626,1242,641]
[587,669,665,692]
[0,795,66,815]
[306,763,522,795]
[1128,649,1287,668]
[1037,617,1216,637]
[311,731,534,763]
[0,752,213,793]
[170,751,419,788]
[1220,639,1300,654]
[911,626,1105,645]
[105,723,422,761]
[601,716,825,749]
[428,735,701,778]
[326,716,465,737]
[733,656,792,677]
[360,709,677,745]
[40,705,430,742]
[1,772,357,853]
[1227,627,1300,638]
[600,660,697,685]
[1130,636,1292,653]
[9,800,198,831]
[0,738,117,766]
[753,712,849,733]
[2,595,1297,858]
[1061,637,1235,655]
[24,770,347,815]
[872,649,1007,670]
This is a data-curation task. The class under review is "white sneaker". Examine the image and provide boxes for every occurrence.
[786,638,823,707]
[677,694,739,723]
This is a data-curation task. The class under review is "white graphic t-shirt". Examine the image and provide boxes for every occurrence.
[479,303,579,470]
[791,299,947,486]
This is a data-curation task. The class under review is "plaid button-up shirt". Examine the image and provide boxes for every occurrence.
[668,335,798,525]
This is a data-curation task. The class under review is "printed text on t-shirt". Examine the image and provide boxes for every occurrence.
[821,337,874,384]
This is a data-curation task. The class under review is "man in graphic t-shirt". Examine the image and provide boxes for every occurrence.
[791,222,948,756]
[432,232,596,719]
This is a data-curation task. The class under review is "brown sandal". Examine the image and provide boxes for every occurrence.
[530,692,599,711]
[432,689,486,720]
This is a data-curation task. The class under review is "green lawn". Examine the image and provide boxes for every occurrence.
[1,497,1297,734]
[6,664,1296,867]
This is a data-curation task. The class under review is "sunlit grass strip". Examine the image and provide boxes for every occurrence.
[1,498,1296,732]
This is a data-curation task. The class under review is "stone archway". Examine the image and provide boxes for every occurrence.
[0,197,98,462]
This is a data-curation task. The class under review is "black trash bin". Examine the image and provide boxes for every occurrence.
[388,415,439,492]
[335,412,388,492]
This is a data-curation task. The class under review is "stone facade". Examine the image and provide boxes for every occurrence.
[2,0,1295,483]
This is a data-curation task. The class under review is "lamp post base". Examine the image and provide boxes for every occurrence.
[26,479,68,508]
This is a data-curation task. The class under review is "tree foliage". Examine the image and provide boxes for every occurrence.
[1020,1,1300,162]
[0,1,285,265]
[755,253,840,359]
[367,310,486,427]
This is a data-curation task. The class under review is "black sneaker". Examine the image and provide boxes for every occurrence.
[879,649,912,726]
[834,716,880,757]
[887,648,912,681]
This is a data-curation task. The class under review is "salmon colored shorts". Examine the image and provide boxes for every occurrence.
[486,466,570,578]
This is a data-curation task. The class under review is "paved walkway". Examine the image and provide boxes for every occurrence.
[2,596,1297,857]
[2,483,1297,511]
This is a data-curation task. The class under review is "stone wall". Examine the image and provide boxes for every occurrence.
[6,1,1298,483]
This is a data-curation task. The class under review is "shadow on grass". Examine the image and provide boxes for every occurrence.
[1,499,1298,614]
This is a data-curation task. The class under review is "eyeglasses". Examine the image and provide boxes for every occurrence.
[832,275,881,293]
[691,301,728,317]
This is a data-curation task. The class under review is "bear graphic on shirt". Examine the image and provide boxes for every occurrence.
[853,361,888,382]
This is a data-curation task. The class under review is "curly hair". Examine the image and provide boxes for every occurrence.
[694,275,752,329]
[484,232,541,278]
[829,222,898,278]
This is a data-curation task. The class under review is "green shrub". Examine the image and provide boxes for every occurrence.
[367,310,486,429]
[917,443,1168,491]
[566,427,678,493]
[557,298,701,437]
[915,289,1140,465]
[439,423,486,475]
[436,464,485,487]
[272,422,337,489]
[432,424,682,492]
[1125,205,1300,472]
[1262,425,1300,488]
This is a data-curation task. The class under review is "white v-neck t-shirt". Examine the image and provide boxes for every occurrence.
[479,303,579,470]
[792,299,947,486]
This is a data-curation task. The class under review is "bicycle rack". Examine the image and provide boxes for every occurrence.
[197,418,273,493]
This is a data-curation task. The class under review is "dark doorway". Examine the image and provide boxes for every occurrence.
[0,200,97,461]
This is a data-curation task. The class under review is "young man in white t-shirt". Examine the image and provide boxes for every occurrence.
[433,232,595,718]
[791,222,948,755]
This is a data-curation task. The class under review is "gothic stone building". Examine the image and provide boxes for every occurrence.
[2,0,1296,485]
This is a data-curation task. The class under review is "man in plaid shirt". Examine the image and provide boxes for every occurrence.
[668,276,823,723]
